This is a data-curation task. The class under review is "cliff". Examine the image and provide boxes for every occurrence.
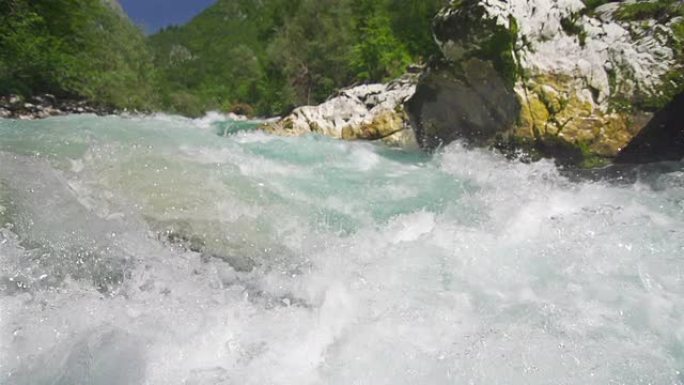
[265,0,683,166]
[409,0,683,165]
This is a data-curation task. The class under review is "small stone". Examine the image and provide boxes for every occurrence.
[8,95,22,106]
[43,94,56,105]
[45,107,62,116]
[34,110,49,119]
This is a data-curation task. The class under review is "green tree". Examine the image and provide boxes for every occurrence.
[0,0,157,110]
[148,0,445,116]
[267,0,355,105]
[0,0,73,96]
[350,11,411,81]
[387,0,445,59]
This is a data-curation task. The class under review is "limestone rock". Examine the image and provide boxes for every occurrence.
[262,75,418,147]
[410,0,683,164]
[406,58,520,149]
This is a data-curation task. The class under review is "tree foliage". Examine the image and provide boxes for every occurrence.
[0,0,157,110]
[151,0,446,116]
[0,0,446,116]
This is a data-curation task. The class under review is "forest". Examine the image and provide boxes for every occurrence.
[0,0,445,116]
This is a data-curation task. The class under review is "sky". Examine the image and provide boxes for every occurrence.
[119,0,217,34]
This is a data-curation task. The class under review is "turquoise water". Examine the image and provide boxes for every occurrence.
[1,114,683,384]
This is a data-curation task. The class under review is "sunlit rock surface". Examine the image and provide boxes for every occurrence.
[262,75,418,147]
[410,0,682,163]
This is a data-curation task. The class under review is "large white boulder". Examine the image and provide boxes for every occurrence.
[262,75,418,147]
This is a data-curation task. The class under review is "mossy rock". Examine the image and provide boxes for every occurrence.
[615,0,684,22]
[341,110,407,141]
[261,117,298,135]
[515,75,635,157]
[434,0,520,88]
[406,57,520,150]
[513,74,646,166]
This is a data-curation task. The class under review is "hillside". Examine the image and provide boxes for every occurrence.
[0,0,445,117]
[149,0,445,116]
[0,0,157,110]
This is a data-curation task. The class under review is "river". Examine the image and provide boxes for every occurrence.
[1,114,683,384]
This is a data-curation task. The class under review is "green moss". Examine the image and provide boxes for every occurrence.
[673,20,684,47]
[609,96,634,113]
[616,0,683,22]
[560,14,588,47]
[641,69,684,110]
[577,141,610,169]
[449,0,464,8]
[604,59,639,113]
[582,0,612,10]
[473,15,519,88]
[283,118,295,131]
[436,2,521,89]
[496,124,610,168]
[636,19,684,111]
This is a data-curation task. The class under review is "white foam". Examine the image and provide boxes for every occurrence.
[1,115,683,385]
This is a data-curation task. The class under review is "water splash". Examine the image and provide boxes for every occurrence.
[1,114,683,384]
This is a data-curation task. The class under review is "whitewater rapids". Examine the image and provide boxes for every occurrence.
[0,114,683,384]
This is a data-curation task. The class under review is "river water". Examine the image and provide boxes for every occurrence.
[0,114,683,385]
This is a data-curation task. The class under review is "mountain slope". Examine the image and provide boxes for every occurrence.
[0,0,157,110]
[149,0,445,116]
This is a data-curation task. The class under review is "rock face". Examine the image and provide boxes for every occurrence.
[615,92,684,164]
[406,58,520,149]
[262,75,418,147]
[408,0,683,164]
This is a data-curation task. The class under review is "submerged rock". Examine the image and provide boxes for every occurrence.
[408,0,683,165]
[262,75,419,147]
[615,92,684,164]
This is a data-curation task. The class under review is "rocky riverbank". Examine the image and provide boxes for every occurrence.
[263,0,684,167]
[0,94,118,120]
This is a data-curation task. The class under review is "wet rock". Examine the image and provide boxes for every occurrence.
[29,93,57,107]
[406,57,520,149]
[415,0,683,164]
[262,74,419,147]
[615,92,684,164]
[6,94,24,109]
[0,93,115,120]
